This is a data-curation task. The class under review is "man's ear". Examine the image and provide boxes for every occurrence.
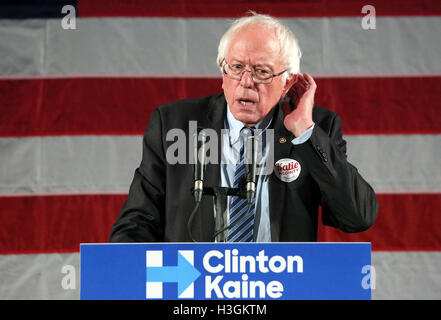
[281,74,298,98]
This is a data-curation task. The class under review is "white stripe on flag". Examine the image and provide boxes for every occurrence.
[1,135,440,195]
[1,17,441,77]
[0,135,142,195]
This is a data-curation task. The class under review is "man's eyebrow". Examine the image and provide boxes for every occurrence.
[229,58,244,64]
[254,63,273,69]
[229,59,274,69]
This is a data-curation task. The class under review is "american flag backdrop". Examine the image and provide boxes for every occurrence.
[0,0,441,299]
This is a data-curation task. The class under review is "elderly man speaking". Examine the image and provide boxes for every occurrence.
[109,12,379,243]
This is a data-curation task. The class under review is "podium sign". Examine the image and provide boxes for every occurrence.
[80,243,372,300]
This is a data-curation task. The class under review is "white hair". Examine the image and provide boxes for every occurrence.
[217,12,302,82]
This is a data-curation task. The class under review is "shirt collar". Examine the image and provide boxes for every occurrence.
[226,104,274,145]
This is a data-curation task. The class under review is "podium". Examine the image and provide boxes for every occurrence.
[80,242,372,300]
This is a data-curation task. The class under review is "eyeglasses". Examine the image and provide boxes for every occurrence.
[220,59,288,84]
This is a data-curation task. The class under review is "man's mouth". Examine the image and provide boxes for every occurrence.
[239,99,256,106]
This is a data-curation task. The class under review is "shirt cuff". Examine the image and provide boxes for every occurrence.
[291,123,315,145]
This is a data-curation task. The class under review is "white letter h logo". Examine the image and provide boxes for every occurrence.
[146,250,199,299]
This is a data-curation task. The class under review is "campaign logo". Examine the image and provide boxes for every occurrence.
[80,243,372,300]
[145,247,304,299]
[145,250,201,299]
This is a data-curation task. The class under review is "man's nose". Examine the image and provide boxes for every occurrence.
[240,70,254,88]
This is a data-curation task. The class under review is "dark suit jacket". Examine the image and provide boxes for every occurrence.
[109,93,378,242]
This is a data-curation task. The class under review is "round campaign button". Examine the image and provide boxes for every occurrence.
[274,158,301,183]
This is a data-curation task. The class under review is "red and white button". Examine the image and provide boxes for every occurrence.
[274,158,301,182]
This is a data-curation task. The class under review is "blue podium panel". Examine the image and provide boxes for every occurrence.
[80,242,372,300]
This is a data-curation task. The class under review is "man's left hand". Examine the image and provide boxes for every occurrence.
[282,72,316,137]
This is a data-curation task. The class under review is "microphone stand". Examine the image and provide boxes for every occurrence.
[189,185,249,242]
[188,130,258,242]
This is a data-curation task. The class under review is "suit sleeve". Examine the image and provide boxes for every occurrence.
[295,114,379,232]
[109,108,166,242]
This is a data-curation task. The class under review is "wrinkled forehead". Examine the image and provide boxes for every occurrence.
[226,24,283,67]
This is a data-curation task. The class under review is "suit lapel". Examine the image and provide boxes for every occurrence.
[268,104,294,242]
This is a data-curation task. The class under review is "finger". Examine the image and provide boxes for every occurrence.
[297,73,307,87]
[288,81,304,96]
[291,75,308,92]
[303,73,317,89]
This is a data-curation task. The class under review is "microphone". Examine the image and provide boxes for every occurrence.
[245,129,258,204]
[193,128,207,203]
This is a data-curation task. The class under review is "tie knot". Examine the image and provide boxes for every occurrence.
[240,126,255,137]
[241,126,255,132]
[238,126,256,154]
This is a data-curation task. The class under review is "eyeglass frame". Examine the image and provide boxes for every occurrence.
[220,58,288,84]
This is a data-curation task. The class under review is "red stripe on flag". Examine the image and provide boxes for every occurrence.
[0,194,125,254]
[0,77,222,137]
[78,0,441,18]
[1,77,440,136]
[0,193,440,253]
[318,193,441,251]
[318,76,441,135]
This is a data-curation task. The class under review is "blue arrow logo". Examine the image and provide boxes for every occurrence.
[146,252,201,296]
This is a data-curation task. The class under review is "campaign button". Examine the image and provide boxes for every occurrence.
[274,158,301,182]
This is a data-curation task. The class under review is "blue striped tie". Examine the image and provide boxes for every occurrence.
[227,128,256,242]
